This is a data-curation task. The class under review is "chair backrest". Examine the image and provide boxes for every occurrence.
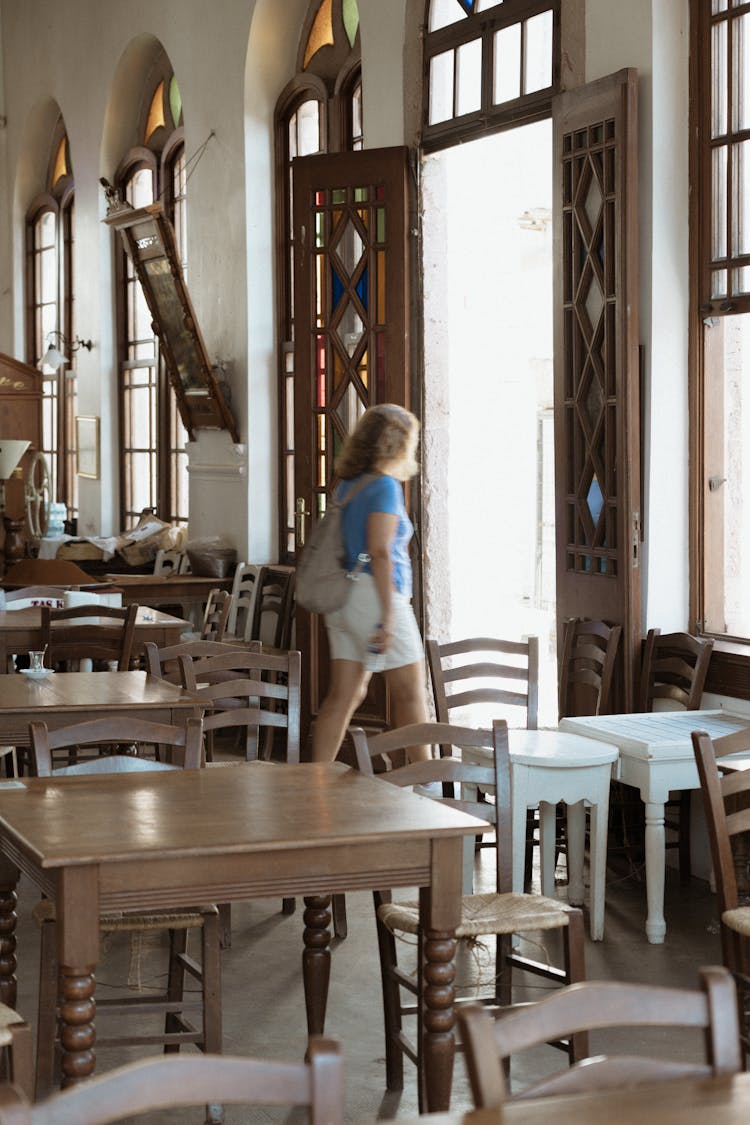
[459,966,741,1108]
[40,603,138,671]
[226,562,262,640]
[4,586,67,610]
[29,715,204,775]
[692,725,750,915]
[638,629,714,712]
[426,637,539,742]
[200,588,233,641]
[0,1038,344,1124]
[153,549,189,576]
[558,618,622,719]
[180,648,302,763]
[250,566,295,648]
[349,719,511,893]
[144,638,260,683]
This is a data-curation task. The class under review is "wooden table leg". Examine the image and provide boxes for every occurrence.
[0,856,19,1008]
[421,836,462,1114]
[302,895,331,1035]
[57,866,99,1087]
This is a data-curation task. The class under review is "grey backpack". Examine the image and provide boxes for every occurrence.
[296,476,374,615]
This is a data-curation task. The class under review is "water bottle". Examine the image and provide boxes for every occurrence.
[364,624,386,673]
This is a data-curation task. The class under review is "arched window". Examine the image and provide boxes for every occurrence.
[114,61,188,527]
[423,0,560,151]
[275,0,362,560]
[25,122,77,521]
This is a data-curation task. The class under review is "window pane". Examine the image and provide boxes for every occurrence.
[524,10,553,94]
[429,0,468,32]
[297,99,321,157]
[429,50,455,124]
[732,138,750,257]
[456,38,482,116]
[39,210,56,247]
[712,19,728,138]
[494,23,521,104]
[712,0,727,11]
[734,13,750,132]
[712,144,728,259]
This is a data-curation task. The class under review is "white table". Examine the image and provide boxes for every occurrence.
[464,729,619,940]
[558,709,750,943]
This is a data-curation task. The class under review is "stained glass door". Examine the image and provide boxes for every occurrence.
[292,147,412,740]
[553,70,641,709]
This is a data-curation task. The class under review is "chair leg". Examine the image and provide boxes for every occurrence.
[678,790,692,882]
[200,912,223,1055]
[563,908,588,1062]
[375,910,404,1092]
[217,903,232,949]
[35,920,60,1099]
[282,897,296,915]
[164,928,189,1053]
[332,894,348,940]
[5,1018,33,1101]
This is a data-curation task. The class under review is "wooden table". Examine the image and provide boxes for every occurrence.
[0,605,189,667]
[0,761,482,1112]
[400,1071,750,1123]
[0,670,201,748]
[558,709,750,942]
[104,573,233,616]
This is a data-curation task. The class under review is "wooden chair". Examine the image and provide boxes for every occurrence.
[226,562,262,641]
[349,719,587,1110]
[558,618,622,719]
[40,602,138,671]
[692,724,750,1055]
[144,637,259,684]
[0,1004,33,1101]
[459,965,741,1107]
[28,716,221,1100]
[0,1039,344,1125]
[427,635,539,734]
[199,588,233,641]
[250,566,295,648]
[639,629,715,881]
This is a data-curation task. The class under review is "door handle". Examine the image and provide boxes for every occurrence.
[295,497,308,546]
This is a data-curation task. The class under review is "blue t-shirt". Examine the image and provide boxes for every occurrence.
[338,474,413,596]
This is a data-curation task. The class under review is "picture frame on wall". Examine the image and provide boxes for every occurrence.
[76,415,100,479]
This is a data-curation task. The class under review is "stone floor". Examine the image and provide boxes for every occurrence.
[12,796,726,1124]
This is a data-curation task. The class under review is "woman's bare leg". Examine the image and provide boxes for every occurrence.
[385,660,431,762]
[311,659,371,762]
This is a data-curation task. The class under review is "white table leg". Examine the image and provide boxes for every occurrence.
[644,800,666,943]
[566,801,586,907]
[588,794,609,941]
[539,801,556,896]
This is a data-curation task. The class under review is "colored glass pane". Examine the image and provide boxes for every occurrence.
[333,343,346,388]
[315,255,325,325]
[357,347,369,389]
[318,414,327,486]
[336,302,364,357]
[169,75,182,128]
[51,137,68,187]
[316,334,327,407]
[376,185,385,200]
[376,207,385,242]
[354,186,368,202]
[343,0,360,46]
[357,208,369,230]
[304,0,334,69]
[355,264,368,310]
[332,188,346,203]
[316,190,326,205]
[376,332,385,398]
[332,264,346,311]
[336,382,366,433]
[586,476,604,535]
[315,211,326,248]
[377,250,386,322]
[145,80,166,142]
[334,216,364,275]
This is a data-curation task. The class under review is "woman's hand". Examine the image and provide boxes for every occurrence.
[368,620,393,653]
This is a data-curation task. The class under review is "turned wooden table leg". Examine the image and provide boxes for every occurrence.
[302,895,331,1035]
[420,927,457,1114]
[0,859,19,1008]
[59,966,96,1087]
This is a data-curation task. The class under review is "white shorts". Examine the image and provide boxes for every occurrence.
[325,573,424,670]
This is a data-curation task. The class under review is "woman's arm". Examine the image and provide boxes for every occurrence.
[366,510,398,651]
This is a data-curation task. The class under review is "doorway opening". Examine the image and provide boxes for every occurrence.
[422,119,557,724]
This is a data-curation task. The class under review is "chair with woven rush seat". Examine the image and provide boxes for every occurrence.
[692,724,750,1057]
[199,588,233,641]
[28,716,222,1101]
[0,1039,344,1125]
[349,719,587,1112]
[40,602,138,671]
[639,629,714,881]
[459,965,741,1107]
[0,1003,33,1101]
[558,618,622,719]
[250,566,295,648]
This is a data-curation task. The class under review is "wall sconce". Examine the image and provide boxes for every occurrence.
[39,330,94,371]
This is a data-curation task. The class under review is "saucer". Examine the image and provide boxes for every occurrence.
[20,668,53,679]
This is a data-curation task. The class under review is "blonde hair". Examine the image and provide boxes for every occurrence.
[336,404,419,481]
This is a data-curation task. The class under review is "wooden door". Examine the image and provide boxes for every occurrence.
[292,147,412,741]
[553,70,641,710]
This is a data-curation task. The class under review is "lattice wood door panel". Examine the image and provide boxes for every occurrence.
[553,69,641,709]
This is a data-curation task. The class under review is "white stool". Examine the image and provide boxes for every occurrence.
[464,729,618,940]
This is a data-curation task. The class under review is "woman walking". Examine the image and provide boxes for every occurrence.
[311,404,430,763]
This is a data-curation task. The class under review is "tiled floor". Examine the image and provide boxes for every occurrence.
[12,796,725,1123]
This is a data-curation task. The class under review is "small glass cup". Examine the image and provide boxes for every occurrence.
[29,651,46,672]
